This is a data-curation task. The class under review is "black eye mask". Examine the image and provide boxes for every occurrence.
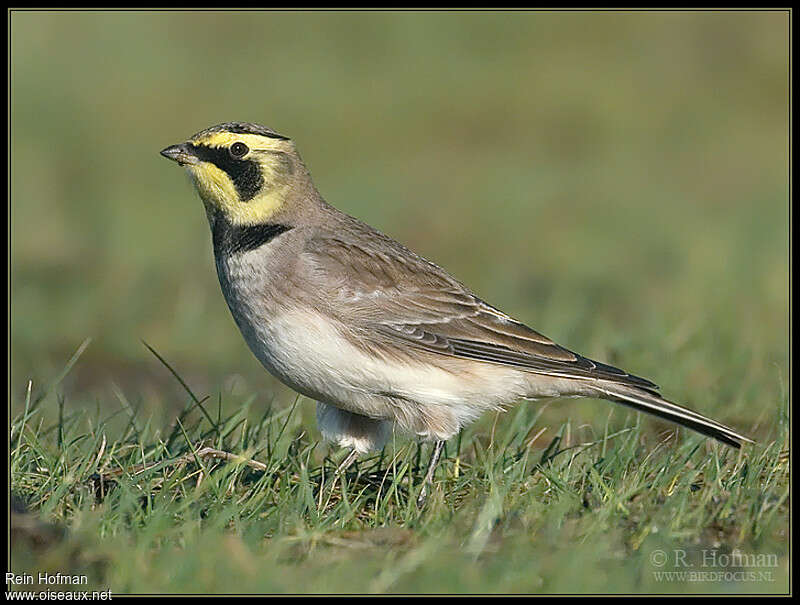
[188,143,263,202]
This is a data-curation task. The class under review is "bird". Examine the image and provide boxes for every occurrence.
[160,121,752,504]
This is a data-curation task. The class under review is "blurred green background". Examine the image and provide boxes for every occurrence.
[11,11,788,436]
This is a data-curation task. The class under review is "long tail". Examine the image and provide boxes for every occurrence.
[593,382,753,449]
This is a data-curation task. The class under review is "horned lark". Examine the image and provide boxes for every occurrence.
[161,122,751,500]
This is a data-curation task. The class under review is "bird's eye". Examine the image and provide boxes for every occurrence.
[230,142,249,157]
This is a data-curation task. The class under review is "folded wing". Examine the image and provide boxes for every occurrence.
[303,225,659,393]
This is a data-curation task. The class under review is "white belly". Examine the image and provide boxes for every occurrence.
[232,302,531,439]
[216,249,544,440]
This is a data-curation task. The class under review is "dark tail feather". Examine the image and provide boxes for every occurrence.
[593,383,753,449]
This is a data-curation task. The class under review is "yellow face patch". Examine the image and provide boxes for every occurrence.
[182,132,295,226]
[187,162,238,215]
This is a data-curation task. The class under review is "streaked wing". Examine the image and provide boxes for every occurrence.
[303,224,658,392]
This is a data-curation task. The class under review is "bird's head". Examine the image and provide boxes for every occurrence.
[160,122,308,226]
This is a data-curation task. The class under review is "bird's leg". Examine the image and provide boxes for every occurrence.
[416,440,445,508]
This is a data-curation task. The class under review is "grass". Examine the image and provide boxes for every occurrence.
[10,341,789,594]
[10,10,788,595]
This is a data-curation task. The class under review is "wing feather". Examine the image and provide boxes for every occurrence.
[302,224,659,392]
